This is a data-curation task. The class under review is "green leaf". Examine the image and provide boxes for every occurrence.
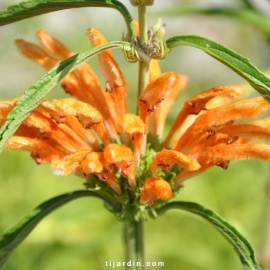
[0,41,134,153]
[156,201,261,270]
[0,190,113,269]
[166,35,270,102]
[0,0,135,39]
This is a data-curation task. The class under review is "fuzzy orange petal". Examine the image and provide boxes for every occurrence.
[104,143,133,165]
[35,100,62,123]
[81,152,104,175]
[15,39,58,70]
[87,28,127,118]
[132,18,140,36]
[61,116,100,150]
[217,124,270,141]
[37,30,73,59]
[152,74,187,137]
[175,142,270,186]
[73,65,118,139]
[0,99,17,123]
[186,131,239,158]
[116,113,146,167]
[149,59,161,83]
[61,62,118,138]
[52,149,90,176]
[205,85,245,109]
[138,71,183,125]
[150,149,200,174]
[164,85,243,147]
[204,143,270,165]
[5,136,65,164]
[140,177,172,206]
[19,31,117,137]
[102,171,122,195]
[104,143,136,187]
[81,151,123,193]
[173,97,270,153]
[252,116,270,129]
[23,111,87,153]
[53,98,110,145]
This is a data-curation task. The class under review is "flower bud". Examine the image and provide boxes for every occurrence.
[130,0,154,6]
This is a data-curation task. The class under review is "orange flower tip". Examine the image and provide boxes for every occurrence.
[116,113,146,136]
[81,152,104,175]
[139,71,182,114]
[108,181,122,195]
[132,18,140,36]
[14,39,29,52]
[229,84,245,95]
[185,85,244,116]
[15,39,34,56]
[207,128,216,137]
[151,149,201,173]
[103,144,137,187]
[104,143,133,164]
[53,98,103,129]
[227,136,239,144]
[189,159,201,171]
[99,172,122,195]
[15,39,46,59]
[0,100,16,119]
[105,82,113,93]
[87,28,105,46]
[30,151,63,165]
[37,30,72,59]
[140,177,172,206]
[217,160,230,170]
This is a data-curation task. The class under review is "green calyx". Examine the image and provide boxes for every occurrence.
[123,18,169,62]
[84,135,182,222]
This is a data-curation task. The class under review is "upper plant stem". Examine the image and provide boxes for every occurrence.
[137,5,149,100]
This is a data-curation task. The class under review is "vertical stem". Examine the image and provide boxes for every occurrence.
[124,4,146,270]
[137,5,149,100]
[124,220,136,270]
[135,220,145,268]
[124,220,145,270]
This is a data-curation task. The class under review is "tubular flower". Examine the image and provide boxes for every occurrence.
[2,28,270,215]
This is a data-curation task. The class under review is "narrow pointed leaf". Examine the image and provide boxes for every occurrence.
[0,190,113,269]
[0,41,134,152]
[0,0,135,39]
[166,35,270,102]
[156,201,261,270]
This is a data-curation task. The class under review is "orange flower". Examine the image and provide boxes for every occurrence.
[2,28,270,208]
[140,177,172,206]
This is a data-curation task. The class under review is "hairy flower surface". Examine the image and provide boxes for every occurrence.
[2,28,270,219]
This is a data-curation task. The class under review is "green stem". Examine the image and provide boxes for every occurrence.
[137,4,149,101]
[135,220,145,268]
[124,220,145,270]
[124,220,136,269]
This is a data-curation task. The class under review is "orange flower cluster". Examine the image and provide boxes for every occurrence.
[1,28,270,207]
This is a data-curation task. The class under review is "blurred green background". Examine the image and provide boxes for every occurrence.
[0,0,270,269]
